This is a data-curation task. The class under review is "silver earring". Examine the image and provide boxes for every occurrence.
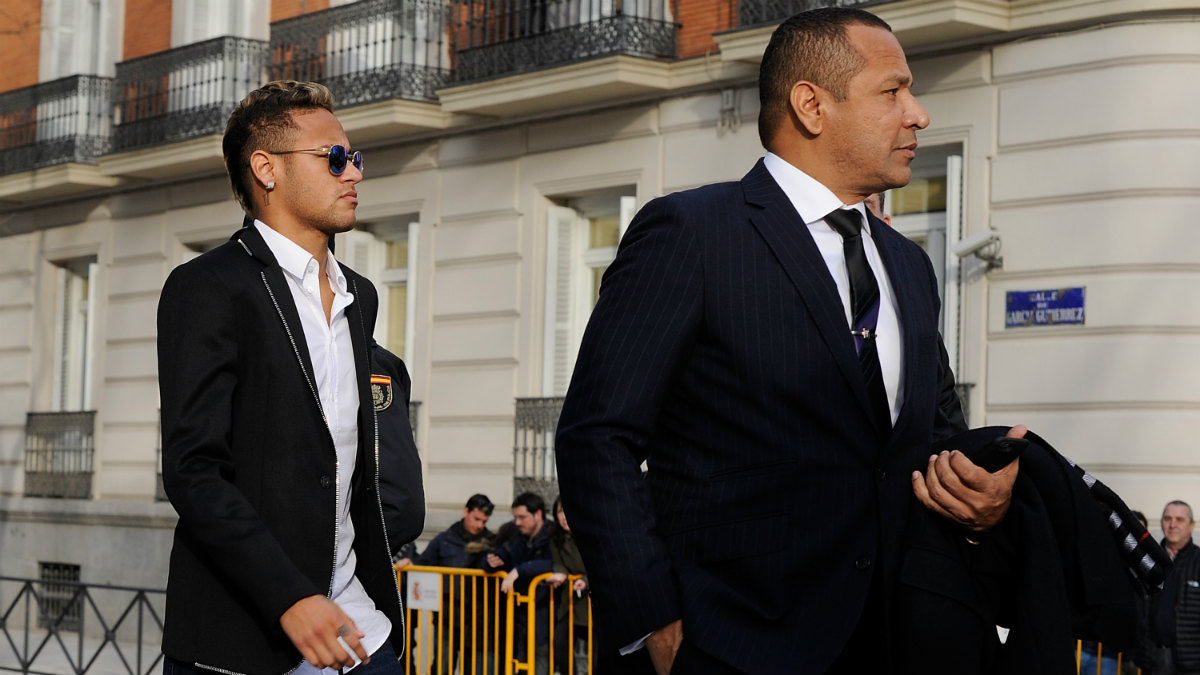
[266,181,275,190]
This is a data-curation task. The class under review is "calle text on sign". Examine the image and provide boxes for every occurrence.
[1005,287,1085,328]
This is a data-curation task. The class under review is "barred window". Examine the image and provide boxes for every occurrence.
[38,562,82,631]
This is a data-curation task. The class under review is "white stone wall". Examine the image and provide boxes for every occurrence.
[3,16,1199,582]
[984,20,1200,518]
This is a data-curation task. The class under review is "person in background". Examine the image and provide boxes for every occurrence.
[549,497,595,675]
[410,494,495,569]
[1147,501,1200,675]
[485,492,554,675]
[864,191,892,225]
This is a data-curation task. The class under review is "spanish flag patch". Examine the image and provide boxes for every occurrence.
[370,374,393,411]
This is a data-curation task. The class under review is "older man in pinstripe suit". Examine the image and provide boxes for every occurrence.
[555,7,1024,675]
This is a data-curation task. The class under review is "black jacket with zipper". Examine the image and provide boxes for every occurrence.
[158,224,402,674]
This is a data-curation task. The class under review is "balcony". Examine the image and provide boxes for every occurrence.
[24,411,96,499]
[735,0,889,30]
[716,0,1015,63]
[513,397,562,503]
[271,0,457,143]
[0,75,122,202]
[100,36,269,179]
[438,0,678,117]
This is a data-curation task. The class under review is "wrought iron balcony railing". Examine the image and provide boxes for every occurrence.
[451,0,678,83]
[0,575,165,675]
[0,75,113,178]
[271,0,450,107]
[736,0,890,29]
[111,36,269,153]
[24,411,96,499]
[513,397,562,502]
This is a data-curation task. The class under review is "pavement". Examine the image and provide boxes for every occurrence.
[0,628,161,675]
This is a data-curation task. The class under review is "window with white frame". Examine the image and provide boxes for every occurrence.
[344,219,419,364]
[885,143,964,370]
[171,0,265,45]
[322,0,443,83]
[39,0,105,80]
[52,257,97,412]
[543,190,636,396]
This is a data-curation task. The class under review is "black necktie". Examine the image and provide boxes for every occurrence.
[824,208,891,429]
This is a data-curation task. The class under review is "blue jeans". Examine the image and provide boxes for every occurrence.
[1078,641,1119,675]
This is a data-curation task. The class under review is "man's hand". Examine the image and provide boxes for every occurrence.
[912,425,1026,532]
[485,553,504,569]
[500,568,519,594]
[548,572,567,587]
[646,619,683,675]
[394,557,412,570]
[572,578,587,593]
[280,595,368,669]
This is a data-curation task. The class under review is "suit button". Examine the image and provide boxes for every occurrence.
[319,475,333,489]
[855,557,872,570]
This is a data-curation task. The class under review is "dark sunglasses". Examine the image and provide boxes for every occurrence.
[268,144,363,176]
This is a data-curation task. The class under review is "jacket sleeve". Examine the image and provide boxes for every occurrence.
[515,546,554,579]
[373,343,426,552]
[919,245,967,439]
[158,259,321,623]
[554,195,702,647]
[416,532,445,566]
[551,540,568,575]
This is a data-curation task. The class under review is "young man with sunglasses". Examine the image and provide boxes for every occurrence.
[157,80,404,674]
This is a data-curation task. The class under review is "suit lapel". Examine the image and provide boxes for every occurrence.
[232,223,325,424]
[238,220,377,479]
[741,161,886,438]
[346,277,377,477]
[871,216,922,444]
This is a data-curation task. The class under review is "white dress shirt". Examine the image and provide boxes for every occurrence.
[762,153,905,424]
[254,220,391,672]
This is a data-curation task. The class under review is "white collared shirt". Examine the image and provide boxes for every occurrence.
[762,153,905,425]
[253,220,391,671]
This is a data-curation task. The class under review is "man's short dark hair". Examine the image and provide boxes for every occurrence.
[222,80,335,213]
[465,493,495,515]
[512,491,545,517]
[757,7,892,149]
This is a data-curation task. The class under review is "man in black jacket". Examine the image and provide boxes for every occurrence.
[403,494,495,674]
[485,492,554,674]
[1149,500,1200,674]
[158,80,403,674]
[413,494,495,568]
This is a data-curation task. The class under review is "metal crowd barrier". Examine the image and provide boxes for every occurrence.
[396,565,593,675]
[1074,639,1142,675]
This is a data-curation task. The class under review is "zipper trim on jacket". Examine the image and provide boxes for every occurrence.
[351,278,407,660]
[193,659,301,675]
[260,270,337,675]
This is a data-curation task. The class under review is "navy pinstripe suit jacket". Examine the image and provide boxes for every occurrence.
[555,160,965,673]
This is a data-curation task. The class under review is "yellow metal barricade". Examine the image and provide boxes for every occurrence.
[1074,640,1141,675]
[511,573,592,675]
[397,565,508,675]
[396,566,594,675]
